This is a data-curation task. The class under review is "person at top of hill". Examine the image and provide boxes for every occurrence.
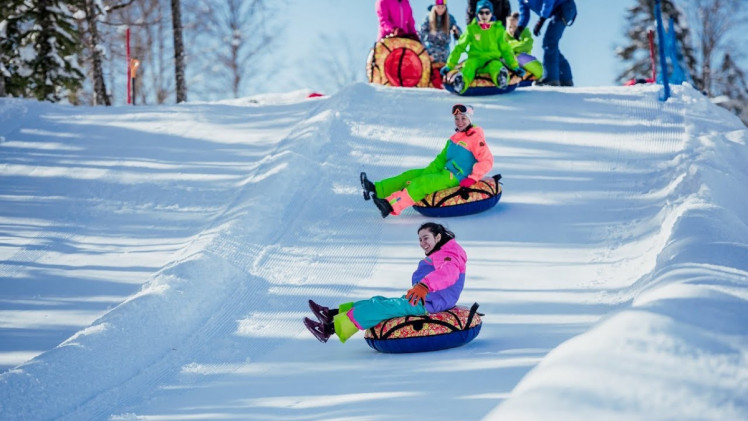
[465,0,511,25]
[440,0,524,94]
[376,0,419,41]
[360,104,493,218]
[304,222,467,344]
[419,0,462,64]
[516,0,577,86]
[505,11,533,54]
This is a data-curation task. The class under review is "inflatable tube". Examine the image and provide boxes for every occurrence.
[367,37,432,88]
[444,74,517,96]
[413,174,502,217]
[364,303,483,353]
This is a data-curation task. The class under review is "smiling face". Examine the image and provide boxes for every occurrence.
[435,4,446,15]
[454,113,471,131]
[418,228,442,255]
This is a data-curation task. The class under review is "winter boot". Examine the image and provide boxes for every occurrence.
[308,299,336,325]
[304,317,334,343]
[453,72,466,94]
[386,189,416,216]
[371,194,394,218]
[360,172,376,201]
[494,67,509,88]
[333,312,360,343]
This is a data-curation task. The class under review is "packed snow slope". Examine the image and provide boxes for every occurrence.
[0,83,746,421]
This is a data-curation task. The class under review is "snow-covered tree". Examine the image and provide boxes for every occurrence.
[616,0,699,87]
[0,0,85,102]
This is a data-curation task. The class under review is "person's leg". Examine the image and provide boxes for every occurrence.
[349,296,426,329]
[385,170,457,215]
[541,14,566,85]
[458,57,482,92]
[374,168,427,198]
[559,54,573,86]
[484,60,507,87]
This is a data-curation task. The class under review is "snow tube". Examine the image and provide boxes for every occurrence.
[364,303,483,353]
[413,174,502,217]
[367,37,432,88]
[444,74,518,96]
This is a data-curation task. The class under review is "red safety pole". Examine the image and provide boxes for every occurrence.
[647,29,656,83]
[126,27,131,105]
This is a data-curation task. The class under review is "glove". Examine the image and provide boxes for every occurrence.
[533,17,546,37]
[406,282,429,306]
[514,26,525,40]
[459,178,477,188]
[514,67,526,78]
[440,66,451,77]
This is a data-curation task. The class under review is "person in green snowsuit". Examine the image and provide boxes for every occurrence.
[505,11,533,54]
[441,0,523,93]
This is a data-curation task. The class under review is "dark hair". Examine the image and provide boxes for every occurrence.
[418,222,455,255]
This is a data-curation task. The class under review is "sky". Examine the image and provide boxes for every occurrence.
[277,0,638,94]
[1,80,747,419]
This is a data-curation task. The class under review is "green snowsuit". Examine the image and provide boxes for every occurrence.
[505,27,533,54]
[446,19,519,91]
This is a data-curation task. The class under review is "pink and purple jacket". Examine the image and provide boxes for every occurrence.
[412,239,467,313]
[376,0,418,40]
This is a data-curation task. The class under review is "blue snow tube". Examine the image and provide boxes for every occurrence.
[364,303,483,353]
[413,174,502,218]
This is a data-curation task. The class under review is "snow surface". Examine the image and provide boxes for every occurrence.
[0,83,746,420]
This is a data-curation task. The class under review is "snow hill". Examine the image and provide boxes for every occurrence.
[0,83,746,420]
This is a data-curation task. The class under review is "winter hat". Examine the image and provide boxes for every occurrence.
[476,0,493,15]
[452,104,474,123]
[435,0,446,5]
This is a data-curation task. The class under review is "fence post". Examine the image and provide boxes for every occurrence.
[654,0,671,101]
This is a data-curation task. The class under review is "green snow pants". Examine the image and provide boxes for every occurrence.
[462,57,505,89]
[374,167,459,202]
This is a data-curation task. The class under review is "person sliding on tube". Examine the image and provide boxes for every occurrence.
[361,104,493,218]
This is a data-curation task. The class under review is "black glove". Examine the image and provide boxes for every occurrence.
[514,26,525,40]
[533,18,546,37]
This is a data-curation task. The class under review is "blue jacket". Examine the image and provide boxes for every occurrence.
[518,0,570,28]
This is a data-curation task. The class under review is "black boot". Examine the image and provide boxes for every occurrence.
[308,299,337,325]
[371,194,393,218]
[360,172,376,200]
[304,317,334,343]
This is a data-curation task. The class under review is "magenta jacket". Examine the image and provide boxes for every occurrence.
[376,0,417,40]
[412,239,467,313]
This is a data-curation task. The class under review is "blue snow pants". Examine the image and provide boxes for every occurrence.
[542,0,577,85]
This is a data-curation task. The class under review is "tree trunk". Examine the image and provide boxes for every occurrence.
[171,0,187,103]
[84,0,111,105]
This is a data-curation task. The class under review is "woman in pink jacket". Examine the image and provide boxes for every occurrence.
[376,0,419,40]
[304,222,467,344]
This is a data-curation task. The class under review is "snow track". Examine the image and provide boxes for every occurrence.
[1,84,746,420]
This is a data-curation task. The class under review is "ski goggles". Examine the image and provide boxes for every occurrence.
[452,104,470,115]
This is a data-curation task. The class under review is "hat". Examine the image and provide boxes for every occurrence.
[452,104,474,123]
[435,0,446,5]
[476,0,493,14]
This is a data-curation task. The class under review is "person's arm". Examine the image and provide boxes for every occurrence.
[420,249,463,291]
[517,0,531,28]
[496,26,519,70]
[446,30,469,68]
[467,128,494,181]
[449,14,462,40]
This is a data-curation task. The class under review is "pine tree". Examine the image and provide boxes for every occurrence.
[616,0,699,87]
[0,0,85,102]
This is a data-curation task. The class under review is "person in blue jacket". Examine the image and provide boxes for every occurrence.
[516,0,577,86]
